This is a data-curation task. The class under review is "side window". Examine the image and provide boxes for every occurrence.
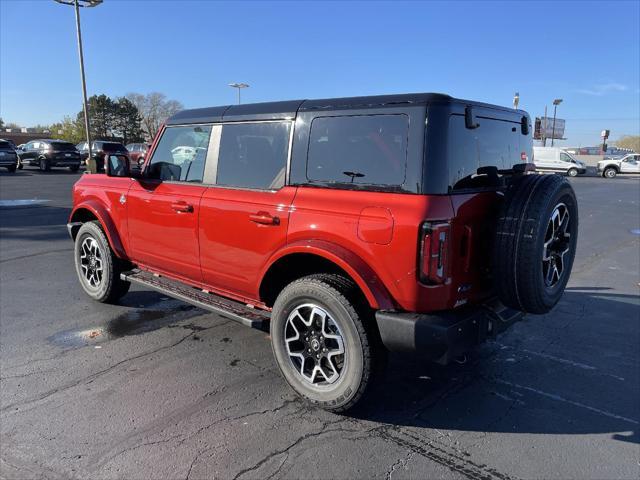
[560,153,572,163]
[147,125,212,182]
[216,121,291,190]
[32,142,40,149]
[307,115,408,186]
[25,142,34,150]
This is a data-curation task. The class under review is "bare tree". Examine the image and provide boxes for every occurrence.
[125,92,183,141]
[615,135,640,153]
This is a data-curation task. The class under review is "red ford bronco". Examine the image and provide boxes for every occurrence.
[68,93,578,411]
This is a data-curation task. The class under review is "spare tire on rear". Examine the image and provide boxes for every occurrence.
[493,174,578,314]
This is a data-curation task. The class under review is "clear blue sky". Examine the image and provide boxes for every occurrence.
[1,0,639,146]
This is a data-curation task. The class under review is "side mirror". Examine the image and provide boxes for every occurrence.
[465,106,480,129]
[105,154,132,178]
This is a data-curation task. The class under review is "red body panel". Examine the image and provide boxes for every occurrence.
[70,176,499,314]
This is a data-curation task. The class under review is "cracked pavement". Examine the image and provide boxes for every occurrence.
[1,170,638,479]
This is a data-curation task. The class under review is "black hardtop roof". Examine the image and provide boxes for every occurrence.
[166,92,526,125]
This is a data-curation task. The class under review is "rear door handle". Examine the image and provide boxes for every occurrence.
[249,212,280,225]
[171,201,194,213]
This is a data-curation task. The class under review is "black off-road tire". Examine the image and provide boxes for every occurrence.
[493,174,578,314]
[39,157,50,172]
[271,273,384,412]
[74,221,130,303]
[603,167,617,178]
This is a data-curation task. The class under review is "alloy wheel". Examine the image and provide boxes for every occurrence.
[79,237,104,288]
[542,203,571,288]
[284,304,346,385]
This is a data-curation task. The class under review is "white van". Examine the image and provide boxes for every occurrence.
[533,147,587,177]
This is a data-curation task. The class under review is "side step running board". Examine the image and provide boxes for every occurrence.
[121,269,269,329]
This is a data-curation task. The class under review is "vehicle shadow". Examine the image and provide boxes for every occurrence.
[0,168,83,177]
[350,289,639,444]
[0,206,71,230]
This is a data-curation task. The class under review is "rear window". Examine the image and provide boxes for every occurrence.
[448,115,522,190]
[50,142,76,151]
[307,115,408,186]
[102,143,127,153]
[0,141,12,150]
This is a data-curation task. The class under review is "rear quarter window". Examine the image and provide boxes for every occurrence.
[306,114,408,186]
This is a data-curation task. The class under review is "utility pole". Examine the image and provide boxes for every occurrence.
[54,0,102,173]
[551,98,563,147]
[543,105,547,147]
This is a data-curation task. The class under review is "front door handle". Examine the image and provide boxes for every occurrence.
[249,212,280,225]
[171,201,194,213]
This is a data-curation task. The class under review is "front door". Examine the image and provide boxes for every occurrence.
[199,120,295,301]
[127,124,215,284]
[620,154,640,173]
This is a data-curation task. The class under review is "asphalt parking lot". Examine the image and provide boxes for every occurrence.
[1,167,638,480]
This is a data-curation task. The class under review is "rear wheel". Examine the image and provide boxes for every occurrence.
[567,168,578,177]
[39,157,50,172]
[270,274,383,412]
[493,174,578,314]
[74,221,130,303]
[6,165,16,173]
[604,167,617,178]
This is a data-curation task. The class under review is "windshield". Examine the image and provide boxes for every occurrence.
[102,143,127,153]
[50,142,76,151]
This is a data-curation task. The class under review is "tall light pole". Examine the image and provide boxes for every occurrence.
[54,0,102,173]
[229,83,249,105]
[551,98,563,147]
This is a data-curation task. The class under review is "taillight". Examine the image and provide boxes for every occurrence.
[419,221,450,284]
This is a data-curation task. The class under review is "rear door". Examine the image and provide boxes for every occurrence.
[199,120,295,300]
[127,124,214,283]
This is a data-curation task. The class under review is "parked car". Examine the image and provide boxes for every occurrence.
[0,139,19,172]
[17,139,81,172]
[533,147,586,176]
[77,140,129,172]
[598,153,640,178]
[125,143,150,166]
[67,93,578,411]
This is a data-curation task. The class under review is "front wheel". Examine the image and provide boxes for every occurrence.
[39,157,50,172]
[270,274,383,412]
[603,167,617,178]
[567,168,578,177]
[74,221,130,303]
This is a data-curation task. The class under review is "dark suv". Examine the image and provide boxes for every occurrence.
[0,139,19,172]
[77,140,129,172]
[17,139,81,172]
[68,93,578,411]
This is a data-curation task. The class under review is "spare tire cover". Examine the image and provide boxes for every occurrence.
[493,174,578,314]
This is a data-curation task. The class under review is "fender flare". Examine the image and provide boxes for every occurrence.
[261,239,395,310]
[69,200,128,259]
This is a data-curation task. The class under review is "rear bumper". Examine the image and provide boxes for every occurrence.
[375,300,524,364]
